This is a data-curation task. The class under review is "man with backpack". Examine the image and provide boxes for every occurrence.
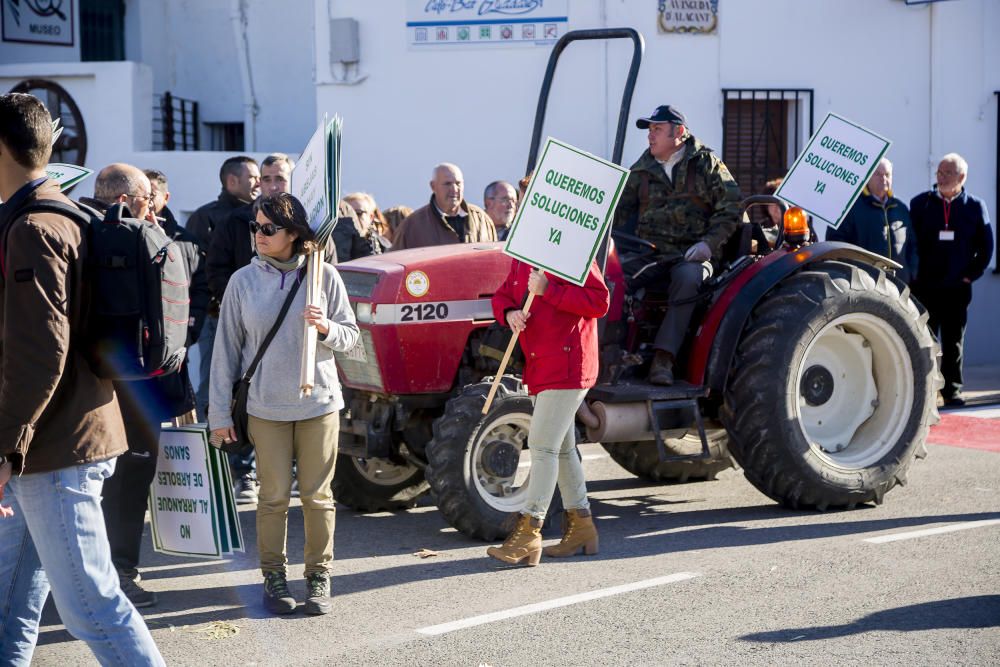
[0,93,164,664]
[79,164,200,608]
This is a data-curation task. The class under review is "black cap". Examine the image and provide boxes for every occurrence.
[636,105,687,129]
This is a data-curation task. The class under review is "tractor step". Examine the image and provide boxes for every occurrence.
[587,380,707,404]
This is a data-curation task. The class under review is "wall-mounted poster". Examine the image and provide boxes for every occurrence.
[2,0,74,46]
[407,0,568,48]
[658,0,718,35]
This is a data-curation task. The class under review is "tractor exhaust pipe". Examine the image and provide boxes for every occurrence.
[582,401,686,443]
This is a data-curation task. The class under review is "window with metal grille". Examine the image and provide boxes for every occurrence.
[721,89,814,197]
[80,0,124,61]
[153,92,199,151]
[206,122,245,151]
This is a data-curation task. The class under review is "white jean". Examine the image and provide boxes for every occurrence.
[522,388,590,520]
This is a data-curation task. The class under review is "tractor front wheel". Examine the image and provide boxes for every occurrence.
[602,430,733,483]
[331,455,430,512]
[425,378,563,541]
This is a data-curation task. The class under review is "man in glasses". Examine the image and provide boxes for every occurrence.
[483,180,518,241]
[80,164,200,608]
[392,162,497,250]
[910,153,994,407]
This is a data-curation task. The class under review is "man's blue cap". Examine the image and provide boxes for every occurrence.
[636,105,687,129]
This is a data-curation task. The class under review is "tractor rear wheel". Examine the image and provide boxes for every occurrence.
[331,455,430,512]
[721,260,939,509]
[602,431,732,482]
[425,378,562,541]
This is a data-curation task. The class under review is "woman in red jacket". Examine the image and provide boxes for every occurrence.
[487,259,610,566]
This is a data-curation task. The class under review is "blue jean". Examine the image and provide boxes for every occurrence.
[0,460,164,666]
[195,313,218,421]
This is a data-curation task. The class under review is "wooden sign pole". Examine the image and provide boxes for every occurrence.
[481,292,535,414]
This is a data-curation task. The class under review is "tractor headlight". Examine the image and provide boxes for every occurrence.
[355,302,373,324]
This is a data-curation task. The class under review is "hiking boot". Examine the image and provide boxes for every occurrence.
[649,350,675,386]
[486,514,543,566]
[118,571,157,608]
[262,571,296,615]
[543,508,599,558]
[304,573,333,615]
[235,473,259,505]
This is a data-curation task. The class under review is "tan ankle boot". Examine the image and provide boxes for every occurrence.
[487,514,543,566]
[543,508,599,558]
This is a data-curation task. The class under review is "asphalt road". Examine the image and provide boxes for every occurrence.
[32,408,1000,666]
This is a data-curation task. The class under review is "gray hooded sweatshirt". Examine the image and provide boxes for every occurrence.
[208,255,359,430]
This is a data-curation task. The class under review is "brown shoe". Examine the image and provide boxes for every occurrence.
[487,514,543,566]
[649,350,674,386]
[543,508,599,558]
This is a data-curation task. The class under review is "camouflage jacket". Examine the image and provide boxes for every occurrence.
[614,137,741,259]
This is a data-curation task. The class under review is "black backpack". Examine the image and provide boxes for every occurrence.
[8,200,190,380]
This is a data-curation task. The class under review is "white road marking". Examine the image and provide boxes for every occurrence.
[949,406,1000,419]
[863,519,1000,544]
[415,572,701,636]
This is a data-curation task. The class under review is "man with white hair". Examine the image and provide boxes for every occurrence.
[827,156,918,283]
[392,163,496,250]
[910,153,994,407]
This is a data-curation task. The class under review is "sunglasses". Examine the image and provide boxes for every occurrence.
[249,221,285,236]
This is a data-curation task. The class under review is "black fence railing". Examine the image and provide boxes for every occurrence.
[153,92,199,151]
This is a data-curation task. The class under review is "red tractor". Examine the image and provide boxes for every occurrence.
[330,29,940,540]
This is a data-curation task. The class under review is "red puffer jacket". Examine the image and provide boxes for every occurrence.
[491,259,609,395]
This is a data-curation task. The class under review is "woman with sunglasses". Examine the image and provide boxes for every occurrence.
[208,193,359,615]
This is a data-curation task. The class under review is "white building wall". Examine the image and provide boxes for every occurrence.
[1,0,997,362]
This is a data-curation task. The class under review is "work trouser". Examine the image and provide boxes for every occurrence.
[653,260,711,356]
[917,283,973,398]
[248,412,339,576]
[102,382,162,577]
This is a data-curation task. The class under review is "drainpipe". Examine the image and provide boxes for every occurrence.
[231,0,259,150]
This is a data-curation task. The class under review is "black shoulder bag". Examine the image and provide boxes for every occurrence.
[221,271,303,455]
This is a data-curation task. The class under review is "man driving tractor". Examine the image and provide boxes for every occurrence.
[613,105,742,385]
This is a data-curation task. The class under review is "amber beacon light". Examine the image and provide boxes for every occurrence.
[783,206,810,246]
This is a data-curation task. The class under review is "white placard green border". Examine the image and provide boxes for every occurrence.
[775,112,891,229]
[148,427,222,559]
[503,138,629,286]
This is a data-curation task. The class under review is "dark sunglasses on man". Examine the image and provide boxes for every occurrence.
[249,221,285,236]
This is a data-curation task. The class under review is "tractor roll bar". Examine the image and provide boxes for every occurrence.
[525,28,644,273]
[525,28,644,174]
[739,194,788,248]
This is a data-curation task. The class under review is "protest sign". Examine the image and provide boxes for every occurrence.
[483,138,627,413]
[775,113,890,229]
[46,163,92,191]
[504,137,629,286]
[292,118,331,234]
[149,428,243,558]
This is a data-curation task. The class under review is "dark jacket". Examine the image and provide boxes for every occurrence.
[185,190,247,252]
[79,197,199,420]
[614,137,742,260]
[392,196,497,250]
[492,259,609,395]
[910,188,994,289]
[0,180,126,473]
[207,203,256,302]
[329,202,373,263]
[827,190,919,284]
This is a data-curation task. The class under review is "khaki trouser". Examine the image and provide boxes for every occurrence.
[248,411,339,576]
